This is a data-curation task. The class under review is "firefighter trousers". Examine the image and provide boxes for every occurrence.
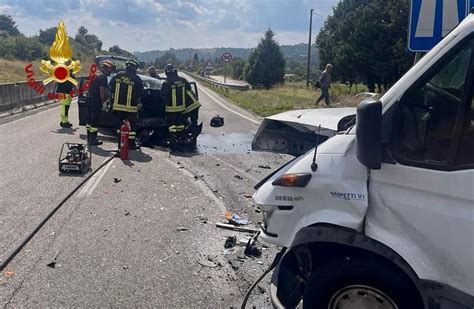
[86,100,102,134]
[59,94,72,124]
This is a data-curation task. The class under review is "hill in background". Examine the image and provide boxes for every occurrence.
[135,43,317,64]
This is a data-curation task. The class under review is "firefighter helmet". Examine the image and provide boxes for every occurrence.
[101,60,114,69]
[126,59,139,67]
[164,64,175,74]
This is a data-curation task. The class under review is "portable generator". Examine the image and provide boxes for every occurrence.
[59,143,91,174]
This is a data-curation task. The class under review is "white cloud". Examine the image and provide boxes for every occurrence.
[3,0,340,51]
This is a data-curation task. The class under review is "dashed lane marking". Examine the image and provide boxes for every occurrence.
[77,157,115,198]
[184,75,261,125]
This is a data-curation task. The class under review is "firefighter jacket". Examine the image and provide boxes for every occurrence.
[110,72,143,113]
[161,75,200,114]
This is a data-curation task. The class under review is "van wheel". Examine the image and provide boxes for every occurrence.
[302,255,423,309]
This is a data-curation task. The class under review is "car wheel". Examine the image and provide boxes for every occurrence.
[302,254,423,309]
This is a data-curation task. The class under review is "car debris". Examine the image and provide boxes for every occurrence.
[210,115,224,127]
[244,244,262,258]
[225,211,249,225]
[198,214,208,223]
[176,227,189,231]
[257,165,271,169]
[3,271,15,278]
[238,237,252,247]
[215,223,258,233]
[197,259,218,268]
[224,236,237,249]
[234,175,243,180]
[113,177,121,183]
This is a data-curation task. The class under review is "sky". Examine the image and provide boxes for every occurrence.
[0,0,340,52]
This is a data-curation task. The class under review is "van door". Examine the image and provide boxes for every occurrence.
[366,36,474,296]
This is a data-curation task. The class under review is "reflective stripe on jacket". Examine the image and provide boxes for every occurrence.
[112,72,143,113]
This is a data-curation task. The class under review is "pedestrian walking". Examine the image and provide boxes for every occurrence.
[316,63,333,106]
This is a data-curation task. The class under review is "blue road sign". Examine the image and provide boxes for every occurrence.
[409,0,474,52]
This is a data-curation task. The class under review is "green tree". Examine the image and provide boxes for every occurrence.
[0,15,20,36]
[230,58,246,80]
[108,45,134,58]
[246,28,285,88]
[74,26,102,51]
[316,0,413,92]
[38,27,57,45]
[154,51,178,69]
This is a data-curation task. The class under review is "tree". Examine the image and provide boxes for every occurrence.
[74,26,102,51]
[38,27,57,45]
[230,58,246,80]
[316,0,413,92]
[245,28,285,88]
[154,51,178,70]
[108,45,134,58]
[0,15,20,36]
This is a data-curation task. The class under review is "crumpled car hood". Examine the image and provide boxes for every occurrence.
[252,107,356,155]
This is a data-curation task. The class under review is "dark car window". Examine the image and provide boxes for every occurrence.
[392,37,474,168]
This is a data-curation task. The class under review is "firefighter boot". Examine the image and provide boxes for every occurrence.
[89,132,103,146]
[128,139,139,150]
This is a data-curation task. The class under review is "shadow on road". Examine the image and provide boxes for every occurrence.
[90,146,118,158]
[51,127,79,135]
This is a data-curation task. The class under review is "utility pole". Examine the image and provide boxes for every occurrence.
[306,8,314,88]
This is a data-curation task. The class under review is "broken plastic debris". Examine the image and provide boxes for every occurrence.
[225,211,249,225]
[113,177,121,183]
[258,165,271,169]
[176,227,189,231]
[244,244,262,258]
[3,271,15,278]
[224,236,237,249]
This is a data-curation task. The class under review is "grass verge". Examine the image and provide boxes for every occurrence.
[208,81,369,117]
[0,58,94,84]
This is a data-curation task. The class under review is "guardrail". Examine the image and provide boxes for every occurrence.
[185,72,250,91]
[0,81,55,112]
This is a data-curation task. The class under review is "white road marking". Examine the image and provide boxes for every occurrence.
[185,76,261,125]
[77,157,115,198]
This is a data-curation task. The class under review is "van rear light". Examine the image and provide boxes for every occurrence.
[272,173,311,187]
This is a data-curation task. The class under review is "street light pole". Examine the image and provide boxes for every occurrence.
[306,8,314,88]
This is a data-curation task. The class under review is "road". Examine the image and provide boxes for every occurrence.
[0,75,291,307]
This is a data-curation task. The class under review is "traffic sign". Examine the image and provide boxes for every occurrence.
[408,0,474,52]
[221,52,232,63]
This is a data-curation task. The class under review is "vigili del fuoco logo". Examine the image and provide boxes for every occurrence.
[24,20,96,99]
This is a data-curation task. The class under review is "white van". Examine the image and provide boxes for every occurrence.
[252,13,474,309]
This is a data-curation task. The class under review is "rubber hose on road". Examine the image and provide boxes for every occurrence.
[0,153,118,271]
[240,247,287,309]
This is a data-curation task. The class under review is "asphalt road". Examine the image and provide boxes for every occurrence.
[0,76,291,307]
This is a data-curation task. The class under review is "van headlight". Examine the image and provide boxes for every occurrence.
[272,173,312,187]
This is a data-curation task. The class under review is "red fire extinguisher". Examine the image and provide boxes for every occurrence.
[120,119,130,160]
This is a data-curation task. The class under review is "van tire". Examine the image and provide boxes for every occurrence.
[302,254,423,309]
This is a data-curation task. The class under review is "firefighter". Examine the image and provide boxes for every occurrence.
[161,64,200,136]
[85,60,115,145]
[57,71,75,128]
[110,58,143,150]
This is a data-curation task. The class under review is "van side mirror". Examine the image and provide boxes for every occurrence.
[356,99,382,169]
